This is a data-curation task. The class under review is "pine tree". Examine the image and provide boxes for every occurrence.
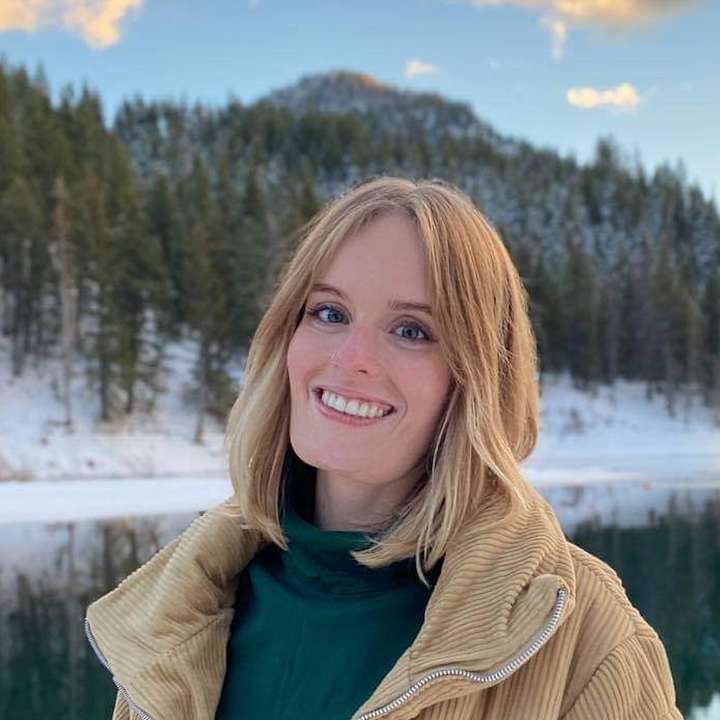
[213,155,244,348]
[635,234,662,391]
[560,242,600,388]
[598,257,624,384]
[78,168,118,421]
[615,248,638,380]
[531,251,563,375]
[48,176,77,427]
[234,161,269,344]
[105,137,166,415]
[0,176,43,375]
[652,233,685,415]
[0,67,27,193]
[184,155,233,443]
[146,173,184,331]
[272,159,320,286]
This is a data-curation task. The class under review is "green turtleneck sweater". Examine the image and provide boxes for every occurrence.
[214,465,443,720]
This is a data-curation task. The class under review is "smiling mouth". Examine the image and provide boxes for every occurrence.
[313,388,396,416]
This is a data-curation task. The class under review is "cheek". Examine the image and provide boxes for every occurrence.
[410,362,453,419]
[286,333,304,387]
[287,327,320,384]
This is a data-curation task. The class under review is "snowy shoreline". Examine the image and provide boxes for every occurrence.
[1,473,718,530]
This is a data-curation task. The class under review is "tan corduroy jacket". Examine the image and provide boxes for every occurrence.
[84,481,684,720]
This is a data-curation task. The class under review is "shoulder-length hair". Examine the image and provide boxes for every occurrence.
[223,176,539,587]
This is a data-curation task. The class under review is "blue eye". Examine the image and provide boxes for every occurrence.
[306,303,433,344]
[309,305,344,325]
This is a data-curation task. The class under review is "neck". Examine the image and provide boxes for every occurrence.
[313,465,423,532]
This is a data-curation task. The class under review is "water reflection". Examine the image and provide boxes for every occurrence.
[0,514,195,719]
[0,488,718,719]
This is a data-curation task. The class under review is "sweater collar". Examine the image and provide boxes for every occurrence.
[85,476,576,720]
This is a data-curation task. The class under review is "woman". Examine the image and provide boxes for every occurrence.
[85,177,683,720]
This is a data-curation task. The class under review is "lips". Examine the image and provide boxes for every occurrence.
[312,388,395,426]
[313,386,396,413]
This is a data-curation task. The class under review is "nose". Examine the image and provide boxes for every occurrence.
[330,324,382,375]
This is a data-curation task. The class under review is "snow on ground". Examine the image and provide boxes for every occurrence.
[0,476,232,524]
[0,338,719,526]
[525,373,720,485]
[2,475,717,532]
[0,337,234,482]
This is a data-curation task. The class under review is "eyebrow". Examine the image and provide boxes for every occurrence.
[309,283,433,317]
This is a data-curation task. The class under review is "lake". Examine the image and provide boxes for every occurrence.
[0,481,718,719]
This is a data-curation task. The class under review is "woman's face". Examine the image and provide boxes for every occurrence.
[286,212,453,499]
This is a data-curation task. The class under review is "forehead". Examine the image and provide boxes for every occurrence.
[316,213,429,298]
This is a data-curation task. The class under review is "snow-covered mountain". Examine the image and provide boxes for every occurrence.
[260,69,523,154]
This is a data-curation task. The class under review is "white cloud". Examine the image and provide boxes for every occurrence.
[0,0,143,48]
[64,0,143,48]
[539,14,568,59]
[566,82,640,110]
[486,57,501,70]
[403,58,441,79]
[451,0,701,58]
[0,0,51,32]
[464,0,700,28]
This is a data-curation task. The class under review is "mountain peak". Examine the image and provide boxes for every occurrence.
[260,69,407,115]
[259,68,514,151]
[324,70,390,92]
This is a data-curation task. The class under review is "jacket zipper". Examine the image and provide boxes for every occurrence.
[355,587,567,720]
[85,617,156,720]
[85,587,566,720]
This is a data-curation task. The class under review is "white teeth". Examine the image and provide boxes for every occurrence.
[319,389,391,418]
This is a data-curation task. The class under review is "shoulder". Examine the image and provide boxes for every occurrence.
[555,542,682,719]
[85,496,265,677]
[568,541,646,638]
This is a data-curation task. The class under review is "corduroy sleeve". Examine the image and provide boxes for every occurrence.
[561,631,684,720]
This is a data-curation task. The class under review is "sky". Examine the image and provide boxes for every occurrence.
[0,0,718,204]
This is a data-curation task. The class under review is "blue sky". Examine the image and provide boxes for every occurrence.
[1,0,718,203]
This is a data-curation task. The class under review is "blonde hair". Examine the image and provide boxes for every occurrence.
[223,176,539,587]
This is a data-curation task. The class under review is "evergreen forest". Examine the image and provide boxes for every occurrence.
[1,62,718,433]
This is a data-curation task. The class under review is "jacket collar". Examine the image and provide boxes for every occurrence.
[353,480,576,719]
[85,479,576,720]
